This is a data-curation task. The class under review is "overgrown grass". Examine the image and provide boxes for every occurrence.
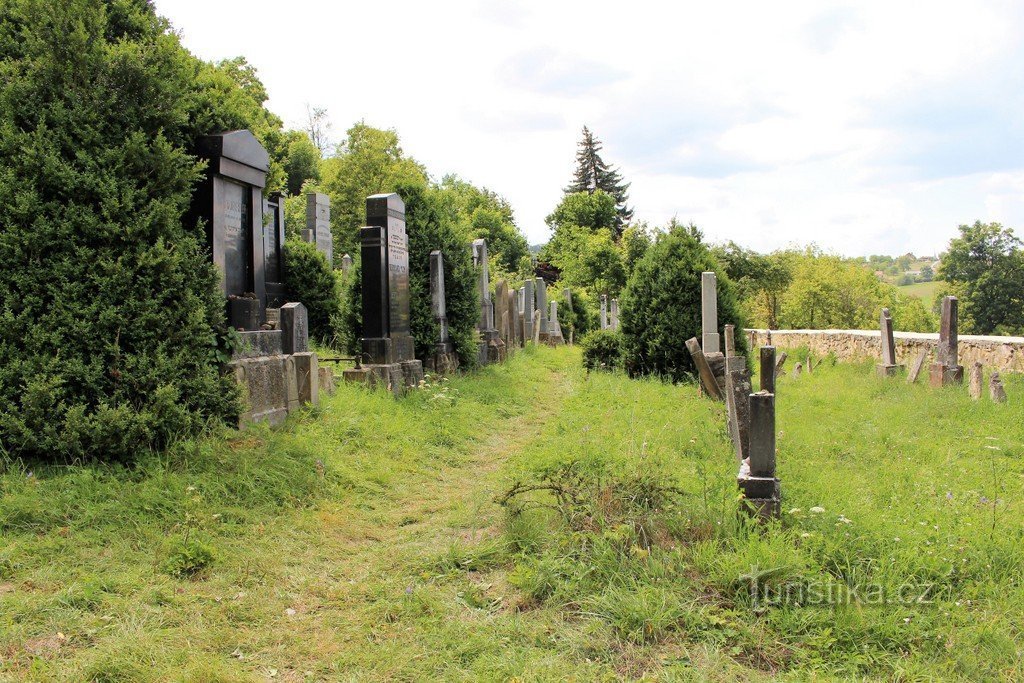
[1,347,1021,680]
[496,357,1024,680]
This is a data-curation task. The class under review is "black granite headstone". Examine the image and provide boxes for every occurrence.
[191,130,270,329]
[263,192,286,308]
[359,193,415,364]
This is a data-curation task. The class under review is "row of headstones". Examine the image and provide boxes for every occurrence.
[469,239,567,367]
[878,296,1008,402]
[685,272,781,520]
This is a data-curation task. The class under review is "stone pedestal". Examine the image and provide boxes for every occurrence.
[229,329,319,427]
[876,363,903,377]
[929,363,963,387]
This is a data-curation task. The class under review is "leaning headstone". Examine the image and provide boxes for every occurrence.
[725,365,752,462]
[774,352,788,379]
[303,192,333,268]
[600,294,608,330]
[685,337,724,401]
[738,391,781,520]
[701,272,720,353]
[523,280,536,343]
[907,349,929,383]
[610,298,619,331]
[340,253,353,277]
[760,346,776,394]
[876,308,903,377]
[192,129,271,328]
[348,193,422,393]
[990,372,1008,403]
[428,250,456,373]
[930,296,963,387]
[969,362,983,400]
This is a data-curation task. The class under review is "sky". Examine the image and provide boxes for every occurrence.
[155,0,1024,256]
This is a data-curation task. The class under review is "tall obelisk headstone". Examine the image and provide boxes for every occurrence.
[929,296,963,387]
[876,308,903,377]
[610,298,619,331]
[473,239,500,364]
[428,250,456,373]
[600,294,608,330]
[535,278,549,341]
[523,279,535,343]
[303,192,333,268]
[701,272,720,354]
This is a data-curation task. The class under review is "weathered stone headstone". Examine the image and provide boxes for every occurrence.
[793,362,803,377]
[192,129,271,329]
[725,365,752,462]
[350,193,422,392]
[302,192,333,268]
[701,271,720,354]
[876,308,903,377]
[760,346,776,394]
[279,302,309,355]
[990,372,1008,403]
[536,279,549,339]
[774,352,788,379]
[548,301,565,345]
[293,351,319,406]
[263,192,287,308]
[738,390,781,520]
[600,294,608,330]
[610,298,619,331]
[969,362,983,399]
[685,337,723,401]
[523,280,535,343]
[340,253,353,277]
[930,296,963,387]
[428,250,456,373]
[509,288,520,349]
[495,280,510,360]
[532,309,541,345]
[473,239,500,364]
[724,324,735,358]
[907,348,929,383]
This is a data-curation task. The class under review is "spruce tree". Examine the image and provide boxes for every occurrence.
[564,126,633,235]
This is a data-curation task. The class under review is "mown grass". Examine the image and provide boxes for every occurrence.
[0,346,1021,680]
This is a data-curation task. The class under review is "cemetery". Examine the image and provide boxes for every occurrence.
[2,1,1024,680]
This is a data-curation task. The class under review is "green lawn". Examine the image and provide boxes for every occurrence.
[1,348,1021,680]
[898,280,944,310]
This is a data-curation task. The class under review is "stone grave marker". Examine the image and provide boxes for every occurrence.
[990,372,1008,403]
[279,302,309,355]
[303,192,333,268]
[930,296,964,387]
[774,352,788,378]
[523,280,535,343]
[685,337,724,401]
[532,309,541,344]
[760,346,776,394]
[907,349,929,383]
[340,253,353,276]
[701,272,720,353]
[738,390,781,519]
[429,250,456,372]
[192,129,271,329]
[610,298,619,331]
[263,192,287,308]
[600,294,608,330]
[536,278,549,339]
[969,362,983,399]
[548,300,565,345]
[876,308,903,377]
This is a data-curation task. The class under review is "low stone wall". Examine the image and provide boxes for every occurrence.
[744,329,1024,373]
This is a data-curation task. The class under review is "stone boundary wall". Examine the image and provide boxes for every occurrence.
[744,329,1024,373]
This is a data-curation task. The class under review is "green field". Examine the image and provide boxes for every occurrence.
[898,280,944,310]
[1,347,1021,680]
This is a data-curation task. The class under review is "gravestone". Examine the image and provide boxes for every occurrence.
[738,390,781,519]
[350,193,422,392]
[610,298,619,331]
[548,301,565,345]
[600,294,608,330]
[509,288,520,349]
[303,192,333,268]
[494,280,509,361]
[990,372,1008,403]
[341,253,354,277]
[774,352,788,379]
[930,296,964,387]
[969,362,983,399]
[473,239,500,363]
[429,250,456,372]
[760,346,776,394]
[192,129,271,329]
[701,272,720,354]
[535,278,549,339]
[685,337,724,401]
[279,302,309,355]
[876,308,903,377]
[532,309,541,344]
[724,324,735,357]
[263,193,287,308]
[523,280,535,343]
[907,348,929,383]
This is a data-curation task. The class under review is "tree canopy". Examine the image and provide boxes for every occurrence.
[564,126,633,234]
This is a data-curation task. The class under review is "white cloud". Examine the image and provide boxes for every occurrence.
[156,0,1024,255]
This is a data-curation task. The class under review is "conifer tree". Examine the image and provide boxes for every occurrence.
[564,126,633,235]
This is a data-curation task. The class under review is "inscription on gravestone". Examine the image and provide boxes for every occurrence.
[304,193,333,268]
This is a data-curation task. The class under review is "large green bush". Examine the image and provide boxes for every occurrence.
[579,329,622,371]
[282,240,344,346]
[0,0,278,461]
[620,224,746,381]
